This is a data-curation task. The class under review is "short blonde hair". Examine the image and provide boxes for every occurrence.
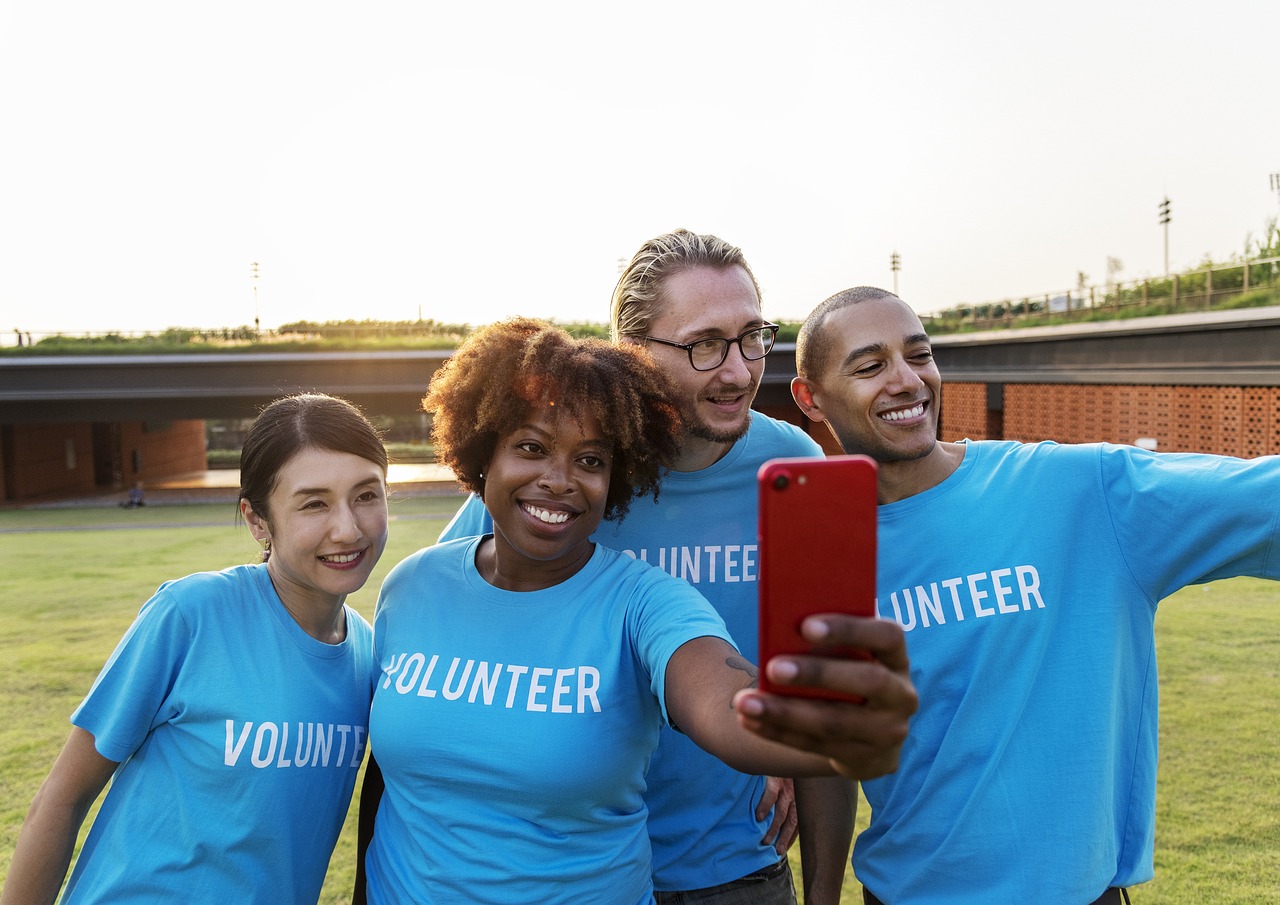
[611,229,762,342]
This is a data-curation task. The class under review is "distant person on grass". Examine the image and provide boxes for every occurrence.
[355,318,916,905]
[789,286,1280,905]
[2,393,389,905]
[119,482,145,508]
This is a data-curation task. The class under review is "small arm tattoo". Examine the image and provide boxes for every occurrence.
[726,654,759,698]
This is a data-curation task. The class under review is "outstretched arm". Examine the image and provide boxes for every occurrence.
[666,614,915,780]
[1,727,118,905]
[665,637,834,777]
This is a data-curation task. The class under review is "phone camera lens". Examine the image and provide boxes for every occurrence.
[772,474,789,490]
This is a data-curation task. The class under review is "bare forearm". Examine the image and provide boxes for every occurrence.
[709,724,835,777]
[0,793,86,905]
[668,638,837,778]
[795,776,855,905]
[3,729,116,905]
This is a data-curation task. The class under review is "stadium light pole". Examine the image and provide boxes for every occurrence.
[1158,198,1172,278]
[890,251,901,295]
[250,261,260,336]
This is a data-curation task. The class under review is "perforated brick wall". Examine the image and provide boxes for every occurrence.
[943,383,1280,456]
[940,382,990,440]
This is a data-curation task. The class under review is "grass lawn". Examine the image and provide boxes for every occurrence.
[1,498,1277,903]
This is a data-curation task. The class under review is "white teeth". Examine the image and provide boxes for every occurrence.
[525,505,570,524]
[880,403,925,422]
[322,552,360,564]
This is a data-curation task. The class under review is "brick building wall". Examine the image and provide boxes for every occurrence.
[2,422,97,499]
[117,420,208,485]
[940,382,992,443]
[943,383,1280,456]
[764,385,1280,459]
[2,419,207,502]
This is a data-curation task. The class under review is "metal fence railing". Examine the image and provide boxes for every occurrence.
[926,255,1280,332]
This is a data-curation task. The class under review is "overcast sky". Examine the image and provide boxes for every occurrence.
[2,1,1277,342]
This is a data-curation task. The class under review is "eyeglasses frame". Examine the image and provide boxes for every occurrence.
[640,323,781,372]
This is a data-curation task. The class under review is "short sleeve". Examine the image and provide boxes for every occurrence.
[71,589,193,763]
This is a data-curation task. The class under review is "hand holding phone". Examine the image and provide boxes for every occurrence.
[757,455,877,701]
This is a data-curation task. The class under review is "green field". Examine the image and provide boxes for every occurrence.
[1,498,1277,903]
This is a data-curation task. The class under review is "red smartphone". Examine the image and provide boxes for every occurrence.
[757,454,878,701]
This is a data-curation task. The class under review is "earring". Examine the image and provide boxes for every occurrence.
[261,539,271,563]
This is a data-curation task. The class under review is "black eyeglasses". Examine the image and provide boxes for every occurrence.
[641,324,780,371]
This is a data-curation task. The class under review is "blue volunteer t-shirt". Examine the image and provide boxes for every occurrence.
[64,564,375,905]
[439,411,825,889]
[859,441,1280,904]
[365,538,733,905]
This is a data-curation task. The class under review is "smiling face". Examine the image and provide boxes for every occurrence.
[480,404,611,591]
[793,295,942,465]
[642,264,766,469]
[241,446,389,616]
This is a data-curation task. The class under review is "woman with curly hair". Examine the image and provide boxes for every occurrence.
[357,319,884,905]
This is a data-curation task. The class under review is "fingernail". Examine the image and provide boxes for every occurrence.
[770,659,799,682]
[737,693,765,715]
[802,617,830,641]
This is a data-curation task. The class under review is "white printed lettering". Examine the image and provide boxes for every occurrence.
[351,726,367,766]
[527,667,552,712]
[417,654,441,697]
[397,653,425,693]
[224,720,252,766]
[916,584,945,628]
[469,661,503,704]
[335,724,351,765]
[724,545,742,582]
[504,665,529,708]
[705,545,722,582]
[991,568,1018,614]
[442,658,474,701]
[617,545,760,587]
[882,565,1048,633]
[942,577,966,621]
[968,573,994,617]
[252,722,278,768]
[293,722,313,767]
[887,590,916,631]
[223,721,360,770]
[382,652,406,689]
[551,668,575,713]
[384,653,605,714]
[1016,566,1046,609]
[314,723,332,766]
[275,721,292,767]
[578,667,601,713]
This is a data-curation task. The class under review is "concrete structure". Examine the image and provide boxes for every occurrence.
[2,307,1278,502]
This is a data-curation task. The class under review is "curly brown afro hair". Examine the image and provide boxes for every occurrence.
[423,317,683,522]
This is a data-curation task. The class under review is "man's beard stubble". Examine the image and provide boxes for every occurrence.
[679,393,754,446]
